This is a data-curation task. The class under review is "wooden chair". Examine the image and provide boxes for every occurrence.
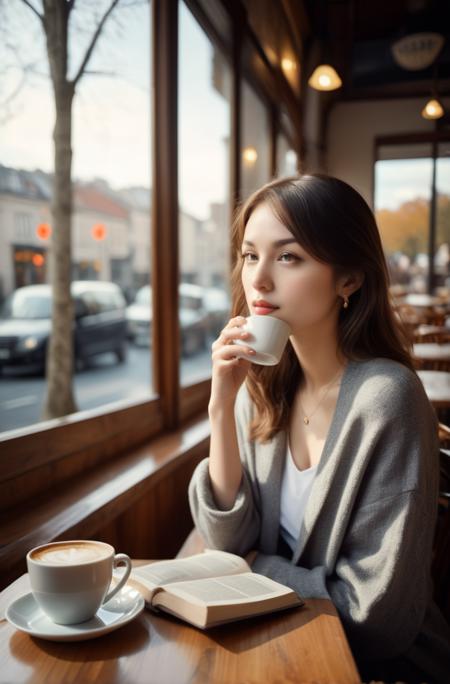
[426,307,447,327]
[413,325,450,344]
[438,422,450,448]
[415,358,450,373]
[439,448,450,506]
[395,303,423,333]
[432,449,450,624]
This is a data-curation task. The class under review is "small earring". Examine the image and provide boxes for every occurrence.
[342,295,349,309]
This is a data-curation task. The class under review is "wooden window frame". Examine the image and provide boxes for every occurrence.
[0,0,303,500]
[0,0,184,496]
[373,129,450,295]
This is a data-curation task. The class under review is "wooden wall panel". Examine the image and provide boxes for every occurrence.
[0,399,163,512]
[0,432,208,591]
[95,457,200,561]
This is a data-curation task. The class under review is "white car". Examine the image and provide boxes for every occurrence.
[126,283,209,355]
[126,285,152,346]
[203,287,231,338]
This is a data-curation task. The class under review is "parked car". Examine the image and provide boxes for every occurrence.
[126,283,209,356]
[125,284,152,346]
[179,283,209,356]
[0,281,128,374]
[203,287,231,339]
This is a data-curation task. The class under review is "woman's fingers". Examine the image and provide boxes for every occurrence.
[220,316,247,339]
[210,316,255,367]
[213,329,249,350]
[212,343,255,361]
[213,319,250,349]
[228,315,247,327]
[209,317,252,399]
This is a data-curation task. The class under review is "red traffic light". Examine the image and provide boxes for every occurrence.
[32,253,45,267]
[91,223,107,241]
[36,223,52,240]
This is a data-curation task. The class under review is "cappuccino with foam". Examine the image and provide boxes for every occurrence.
[30,541,110,565]
[27,540,132,624]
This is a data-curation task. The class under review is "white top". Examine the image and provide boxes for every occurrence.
[279,443,318,552]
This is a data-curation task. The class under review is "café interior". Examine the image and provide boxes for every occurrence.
[1,0,450,681]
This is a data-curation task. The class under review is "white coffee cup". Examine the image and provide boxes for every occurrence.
[234,315,291,365]
[26,540,132,625]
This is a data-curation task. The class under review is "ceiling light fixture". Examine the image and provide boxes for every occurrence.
[308,64,342,91]
[421,58,445,121]
[307,0,342,93]
[391,32,444,71]
[421,97,444,120]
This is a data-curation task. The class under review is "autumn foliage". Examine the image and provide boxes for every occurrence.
[376,194,450,259]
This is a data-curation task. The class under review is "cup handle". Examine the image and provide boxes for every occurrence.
[103,553,132,604]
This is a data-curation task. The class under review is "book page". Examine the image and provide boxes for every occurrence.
[163,572,297,604]
[131,550,250,591]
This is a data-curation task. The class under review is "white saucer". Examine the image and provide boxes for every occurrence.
[6,584,145,642]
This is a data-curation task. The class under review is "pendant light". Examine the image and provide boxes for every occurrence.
[307,1,342,92]
[421,97,444,120]
[392,32,444,71]
[421,61,445,121]
[308,64,342,91]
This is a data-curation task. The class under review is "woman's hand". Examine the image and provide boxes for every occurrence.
[209,315,255,413]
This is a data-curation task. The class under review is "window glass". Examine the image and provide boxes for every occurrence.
[241,81,271,200]
[276,133,298,177]
[178,2,232,386]
[435,143,450,295]
[375,152,433,294]
[0,2,152,434]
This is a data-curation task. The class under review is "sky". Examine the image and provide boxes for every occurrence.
[375,157,450,211]
[0,0,229,220]
[1,1,449,220]
[1,1,151,191]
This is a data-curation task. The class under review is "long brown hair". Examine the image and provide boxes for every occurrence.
[230,174,414,442]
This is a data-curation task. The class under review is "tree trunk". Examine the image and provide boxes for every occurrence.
[43,83,77,419]
[25,0,120,419]
[42,0,77,419]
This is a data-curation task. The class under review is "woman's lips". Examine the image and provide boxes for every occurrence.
[253,301,278,315]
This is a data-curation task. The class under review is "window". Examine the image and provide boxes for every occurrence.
[14,213,33,241]
[276,133,298,177]
[178,1,232,386]
[0,0,303,486]
[435,143,450,293]
[375,145,433,293]
[0,1,153,434]
[241,81,271,200]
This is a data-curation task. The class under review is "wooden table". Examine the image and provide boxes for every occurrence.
[413,324,450,343]
[414,343,450,362]
[401,293,445,308]
[413,342,450,373]
[418,369,450,408]
[0,535,360,684]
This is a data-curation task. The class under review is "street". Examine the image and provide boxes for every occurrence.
[0,345,212,434]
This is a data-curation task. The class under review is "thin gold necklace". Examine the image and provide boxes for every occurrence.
[298,367,345,426]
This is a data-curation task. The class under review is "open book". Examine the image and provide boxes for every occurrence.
[128,549,304,629]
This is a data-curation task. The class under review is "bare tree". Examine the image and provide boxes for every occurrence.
[19,0,123,418]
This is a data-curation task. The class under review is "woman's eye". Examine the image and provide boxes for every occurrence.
[279,252,299,263]
[241,252,257,262]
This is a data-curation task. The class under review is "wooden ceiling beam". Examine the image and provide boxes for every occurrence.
[281,0,311,46]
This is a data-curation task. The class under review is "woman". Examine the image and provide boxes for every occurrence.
[188,174,450,683]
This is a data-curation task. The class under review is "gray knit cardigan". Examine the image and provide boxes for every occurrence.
[188,357,450,683]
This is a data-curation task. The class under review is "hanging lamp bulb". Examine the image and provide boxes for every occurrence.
[421,97,444,120]
[308,64,342,91]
